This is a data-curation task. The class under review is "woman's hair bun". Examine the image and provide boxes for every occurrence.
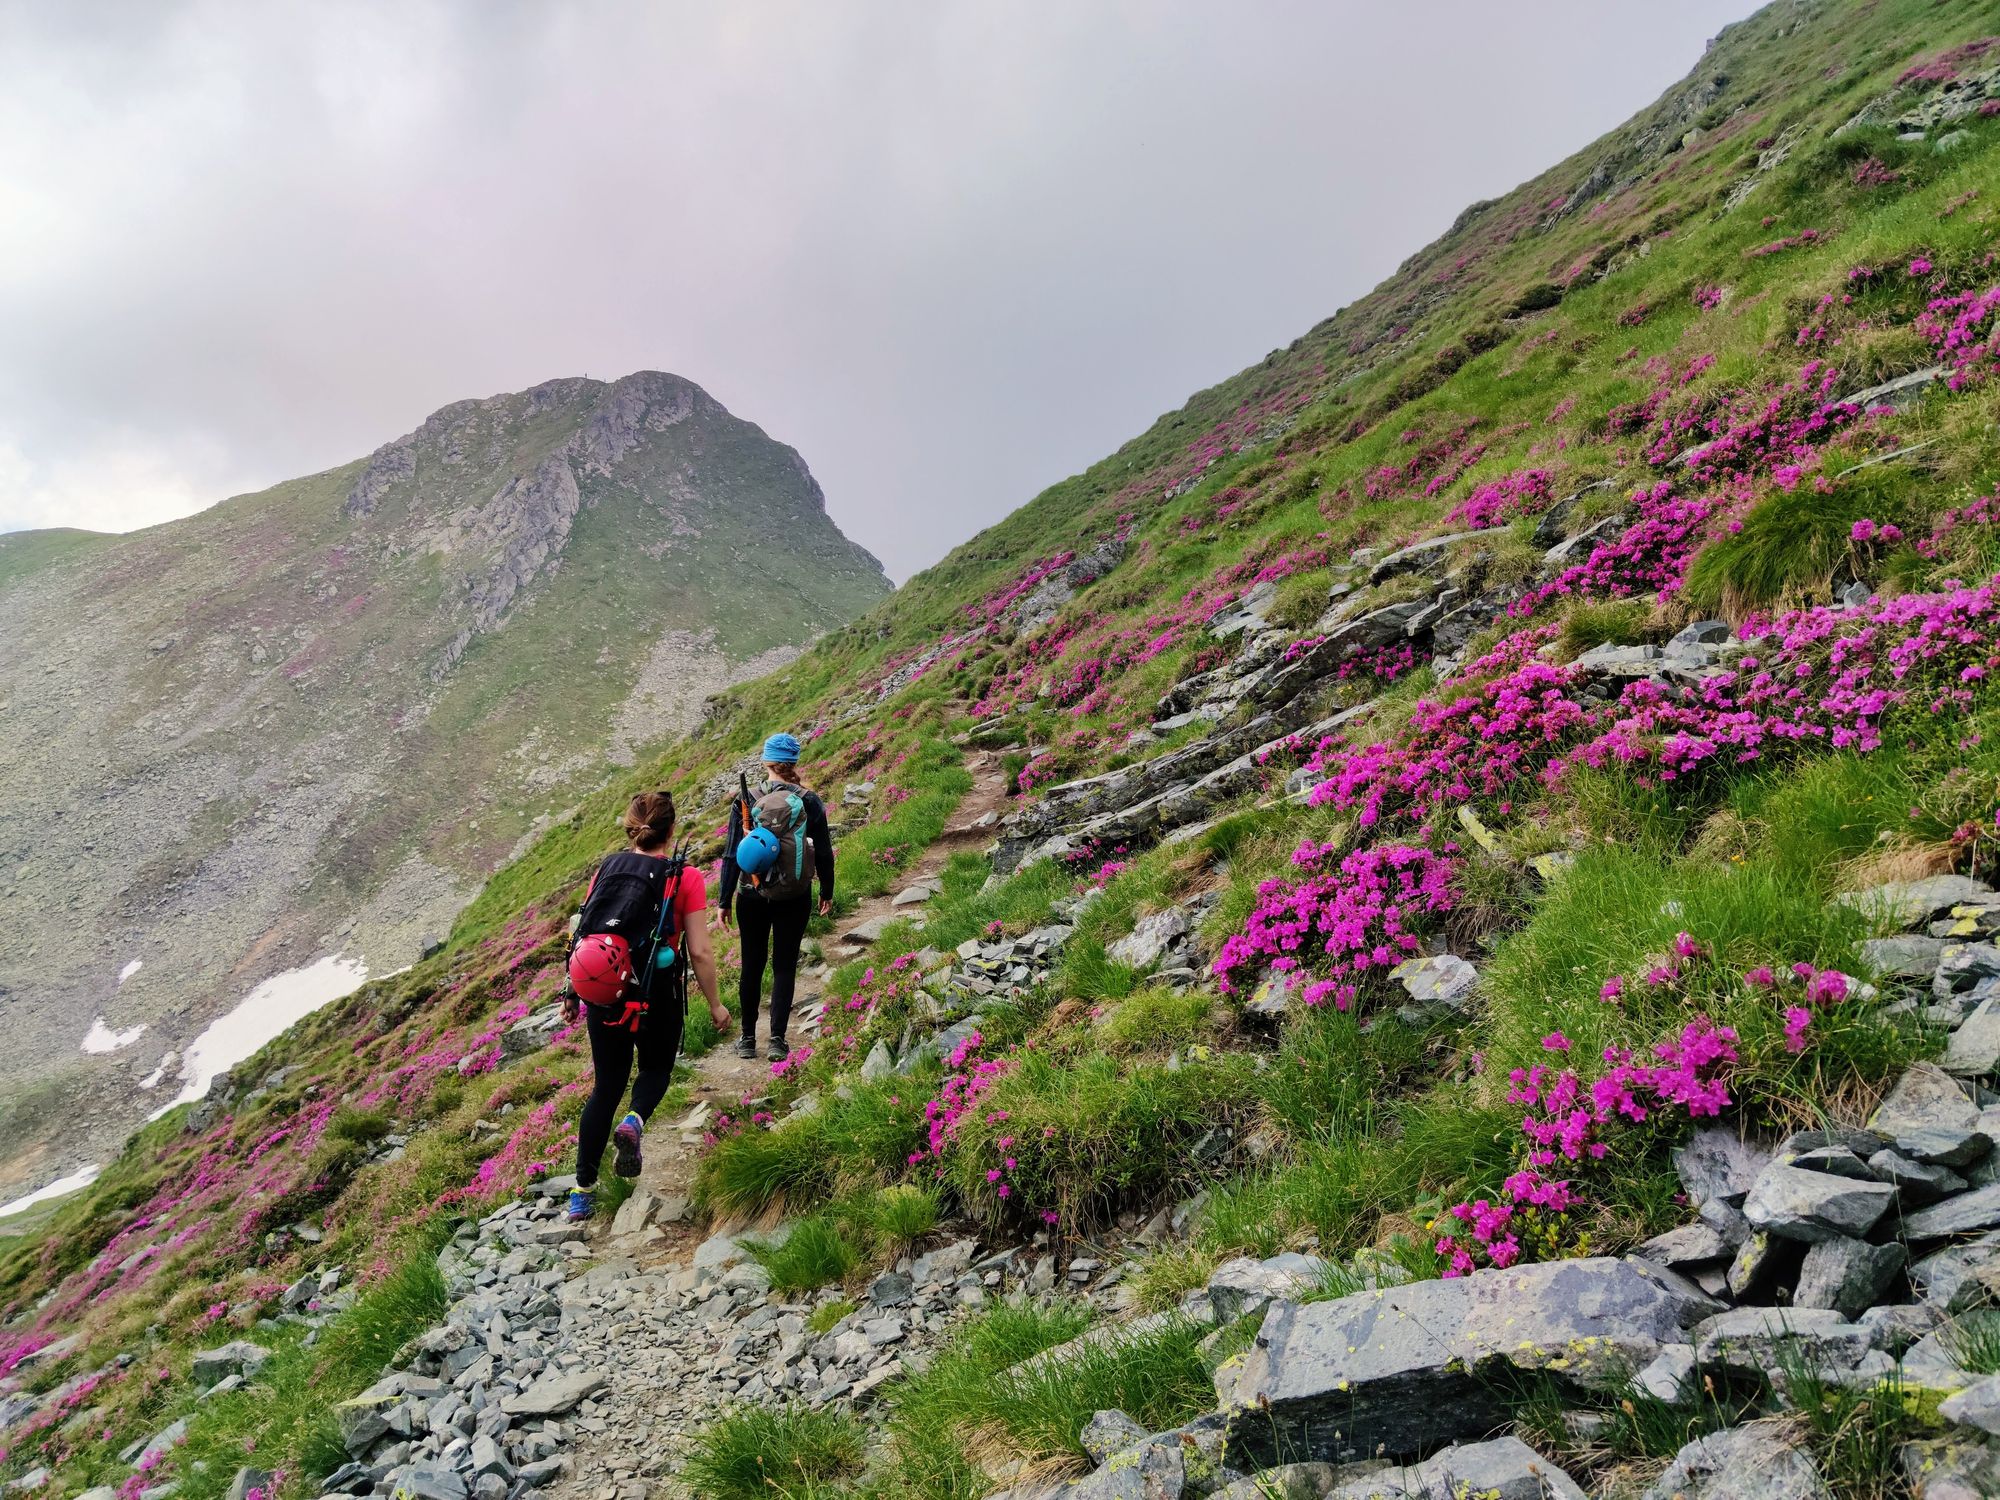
[622,790,677,848]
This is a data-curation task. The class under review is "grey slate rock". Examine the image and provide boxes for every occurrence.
[1218,1257,1700,1467]
[1205,1252,1327,1325]
[1106,908,1190,972]
[1867,1148,1967,1205]
[1728,1229,1788,1300]
[1857,1302,1940,1355]
[1937,943,2000,996]
[1387,953,1479,1011]
[1415,1436,1588,1500]
[1210,1465,1336,1500]
[1872,1064,1981,1136]
[1838,874,1993,928]
[1080,1409,1149,1464]
[499,1368,605,1418]
[1945,996,2000,1078]
[1911,1231,2000,1311]
[1675,1126,1772,1208]
[1640,1422,1829,1500]
[1636,1345,1698,1404]
[1938,1373,2000,1435]
[224,1469,271,1500]
[1861,934,1951,980]
[1693,1307,1874,1383]
[1741,1161,1896,1242]
[1700,1196,1752,1248]
[191,1340,273,1387]
[1904,1184,2000,1240]
[1787,1146,1881,1181]
[1638,1222,1732,1267]
[392,1471,467,1500]
[1792,1236,1907,1317]
[1064,1433,1184,1500]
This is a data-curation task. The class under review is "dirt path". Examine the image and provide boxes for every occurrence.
[535,746,1016,1497]
[829,747,1013,960]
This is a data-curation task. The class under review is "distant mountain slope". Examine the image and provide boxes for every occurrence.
[0,371,888,1187]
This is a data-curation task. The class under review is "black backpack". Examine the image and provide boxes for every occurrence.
[575,846,690,1031]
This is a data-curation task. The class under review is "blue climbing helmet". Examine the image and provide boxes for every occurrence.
[736,825,781,877]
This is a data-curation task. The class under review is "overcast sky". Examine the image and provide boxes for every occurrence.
[0,1,1758,581]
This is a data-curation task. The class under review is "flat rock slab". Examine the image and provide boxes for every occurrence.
[1218,1257,1699,1467]
[1903,1183,2000,1240]
[1741,1161,1895,1242]
[500,1368,606,1418]
[1640,1421,1828,1500]
[1838,874,1993,928]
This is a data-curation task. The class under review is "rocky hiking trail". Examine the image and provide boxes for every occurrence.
[412,756,1024,1496]
[576,747,1013,1260]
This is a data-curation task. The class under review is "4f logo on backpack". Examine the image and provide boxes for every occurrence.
[567,846,690,1032]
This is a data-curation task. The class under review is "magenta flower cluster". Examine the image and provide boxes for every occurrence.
[1212,841,1458,1009]
[1444,467,1554,531]
[1436,1015,1739,1276]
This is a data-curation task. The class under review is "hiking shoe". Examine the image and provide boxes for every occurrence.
[734,1035,757,1060]
[566,1188,595,1223]
[767,1037,790,1062]
[612,1113,644,1178]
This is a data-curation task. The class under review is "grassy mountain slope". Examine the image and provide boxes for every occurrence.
[0,371,888,1192]
[12,1,2000,1494]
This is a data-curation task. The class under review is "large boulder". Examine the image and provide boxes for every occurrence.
[1217,1257,1702,1467]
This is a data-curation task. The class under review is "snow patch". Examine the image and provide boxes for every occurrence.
[0,1164,101,1219]
[118,960,142,985]
[159,955,369,1114]
[81,1018,146,1055]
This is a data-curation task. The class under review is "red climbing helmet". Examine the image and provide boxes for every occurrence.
[567,932,635,1005]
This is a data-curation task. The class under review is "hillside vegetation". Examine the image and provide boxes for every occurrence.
[13,2,2000,1497]
[0,371,888,1190]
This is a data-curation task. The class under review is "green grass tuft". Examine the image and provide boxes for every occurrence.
[683,1406,868,1500]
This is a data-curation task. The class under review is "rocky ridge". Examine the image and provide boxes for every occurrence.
[0,372,889,1193]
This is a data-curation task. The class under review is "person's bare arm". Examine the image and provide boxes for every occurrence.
[682,914,728,1030]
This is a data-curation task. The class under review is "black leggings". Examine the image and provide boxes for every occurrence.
[737,893,811,1041]
[575,1000,682,1188]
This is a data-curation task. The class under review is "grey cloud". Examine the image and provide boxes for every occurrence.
[0,0,1757,578]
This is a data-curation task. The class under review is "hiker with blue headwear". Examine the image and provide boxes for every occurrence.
[717,731,835,1060]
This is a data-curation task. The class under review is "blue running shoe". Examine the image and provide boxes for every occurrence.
[613,1112,644,1178]
[566,1187,595,1222]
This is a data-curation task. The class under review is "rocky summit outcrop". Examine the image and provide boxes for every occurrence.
[0,372,888,1191]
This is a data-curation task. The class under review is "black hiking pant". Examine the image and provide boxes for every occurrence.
[736,892,810,1042]
[575,1000,682,1189]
